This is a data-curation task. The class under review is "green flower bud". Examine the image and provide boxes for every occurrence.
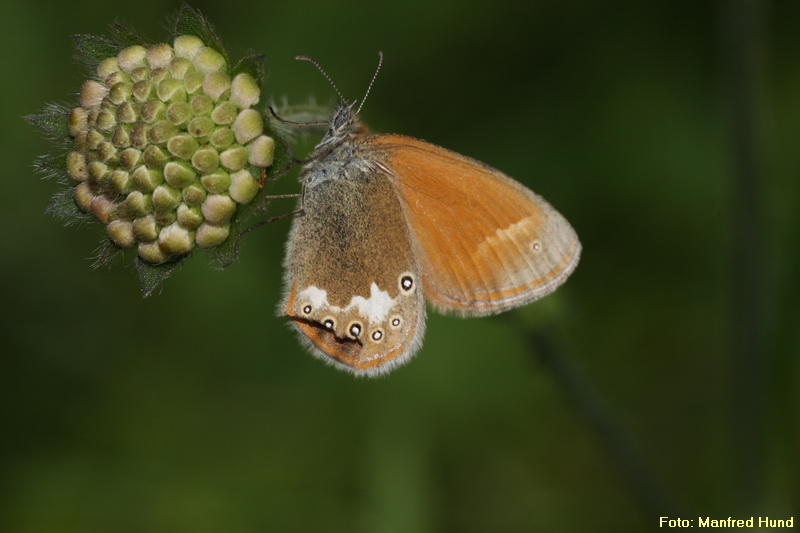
[190,94,213,115]
[166,134,199,160]
[219,145,248,171]
[140,100,166,123]
[118,45,147,72]
[146,43,174,69]
[194,47,226,74]
[170,57,192,80]
[119,148,142,170]
[152,184,181,211]
[95,109,116,131]
[230,73,260,109]
[183,70,205,95]
[203,71,230,101]
[73,131,87,153]
[131,166,163,192]
[149,120,178,144]
[164,160,196,188]
[109,83,134,106]
[151,68,170,86]
[132,79,153,102]
[95,141,116,163]
[192,147,220,174]
[79,80,108,108]
[196,222,230,248]
[41,31,275,264]
[158,222,194,255]
[177,203,203,230]
[210,102,237,125]
[187,116,215,139]
[157,78,186,103]
[105,71,130,88]
[97,57,120,80]
[132,215,158,241]
[111,126,131,148]
[120,190,153,218]
[89,194,116,224]
[137,241,170,264]
[110,170,131,195]
[142,145,168,169]
[86,129,104,150]
[67,151,88,181]
[210,127,234,149]
[200,171,230,194]
[232,109,262,144]
[107,219,135,248]
[182,182,207,206]
[173,35,203,59]
[229,169,259,204]
[166,101,192,126]
[68,108,89,137]
[113,85,135,105]
[201,194,235,224]
[130,66,150,83]
[88,161,109,182]
[130,123,149,148]
[74,181,95,211]
[248,135,275,167]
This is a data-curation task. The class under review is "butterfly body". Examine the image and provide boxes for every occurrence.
[281,104,580,376]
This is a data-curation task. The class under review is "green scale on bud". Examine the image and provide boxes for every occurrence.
[63,35,275,264]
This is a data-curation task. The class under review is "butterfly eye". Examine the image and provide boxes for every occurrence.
[390,317,402,329]
[398,272,415,293]
[531,240,543,252]
[371,329,383,342]
[302,305,312,315]
[323,318,335,330]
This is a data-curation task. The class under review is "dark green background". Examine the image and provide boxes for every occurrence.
[2,1,798,531]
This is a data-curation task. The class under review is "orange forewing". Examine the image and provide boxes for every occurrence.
[366,134,581,315]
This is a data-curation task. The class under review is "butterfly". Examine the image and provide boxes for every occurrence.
[278,54,580,376]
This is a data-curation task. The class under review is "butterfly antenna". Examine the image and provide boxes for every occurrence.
[268,106,328,127]
[356,51,383,114]
[295,55,345,102]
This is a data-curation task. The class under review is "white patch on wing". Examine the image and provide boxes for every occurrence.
[349,283,395,323]
[299,286,329,309]
[480,217,535,251]
[476,216,542,278]
[297,283,395,324]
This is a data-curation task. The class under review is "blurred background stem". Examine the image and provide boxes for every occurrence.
[720,0,768,512]
[519,324,682,518]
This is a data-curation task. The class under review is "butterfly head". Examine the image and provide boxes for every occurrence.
[317,102,368,150]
